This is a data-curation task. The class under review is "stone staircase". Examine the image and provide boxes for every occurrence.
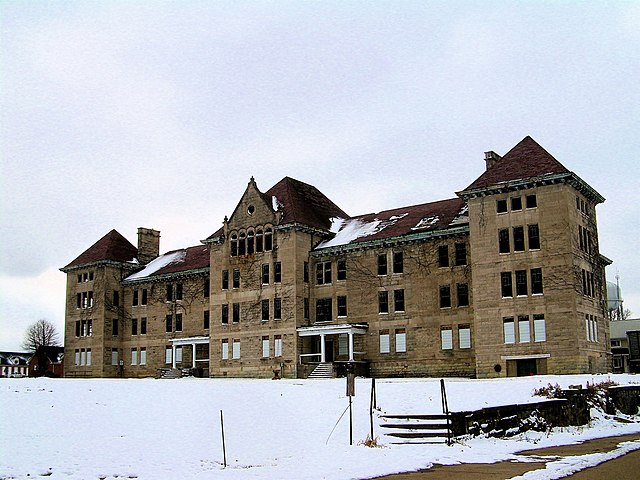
[307,363,334,379]
[157,368,182,379]
[379,414,452,444]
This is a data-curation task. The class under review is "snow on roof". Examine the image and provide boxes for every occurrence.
[316,217,388,248]
[125,250,187,281]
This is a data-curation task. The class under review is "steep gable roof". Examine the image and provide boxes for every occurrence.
[266,176,349,231]
[316,197,467,250]
[124,244,209,282]
[463,136,569,192]
[63,229,137,270]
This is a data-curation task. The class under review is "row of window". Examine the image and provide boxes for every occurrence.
[578,225,594,255]
[582,268,596,297]
[131,347,148,365]
[165,314,183,332]
[230,227,273,256]
[441,325,471,350]
[380,328,407,353]
[501,268,543,298]
[73,348,91,366]
[586,314,599,342]
[503,314,546,344]
[497,194,537,213]
[76,291,94,309]
[74,319,93,337]
[498,224,540,253]
[437,243,467,268]
[576,196,589,216]
[77,271,94,283]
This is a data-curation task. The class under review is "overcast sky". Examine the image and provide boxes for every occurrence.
[1,1,638,351]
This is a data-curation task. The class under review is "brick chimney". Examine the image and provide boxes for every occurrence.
[484,151,502,170]
[137,228,160,264]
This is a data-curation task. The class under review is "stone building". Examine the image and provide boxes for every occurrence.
[61,136,611,379]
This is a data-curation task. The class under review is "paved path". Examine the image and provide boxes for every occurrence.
[368,433,640,480]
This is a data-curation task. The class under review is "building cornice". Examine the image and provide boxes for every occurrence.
[121,267,210,286]
[60,259,140,274]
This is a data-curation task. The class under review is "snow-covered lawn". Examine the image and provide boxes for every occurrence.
[1,374,640,480]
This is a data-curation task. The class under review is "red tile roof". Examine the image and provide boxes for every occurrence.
[463,136,569,192]
[316,197,467,249]
[266,176,350,231]
[63,229,137,270]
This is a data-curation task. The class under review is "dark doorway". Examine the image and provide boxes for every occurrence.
[516,359,537,376]
[325,340,334,362]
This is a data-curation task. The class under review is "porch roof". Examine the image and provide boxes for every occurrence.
[169,336,210,346]
[297,323,368,337]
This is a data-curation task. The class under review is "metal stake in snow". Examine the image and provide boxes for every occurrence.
[220,410,227,468]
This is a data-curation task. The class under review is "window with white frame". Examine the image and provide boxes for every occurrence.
[274,335,283,357]
[379,330,390,354]
[459,325,471,349]
[262,336,270,358]
[175,347,183,363]
[112,349,119,366]
[131,348,138,365]
[165,347,172,364]
[395,328,407,353]
[232,339,240,359]
[221,339,229,360]
[140,348,147,365]
[503,318,515,344]
[441,326,453,350]
[533,314,546,342]
[518,315,531,343]
[338,334,348,356]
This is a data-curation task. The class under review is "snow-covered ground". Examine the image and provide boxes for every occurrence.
[1,374,639,480]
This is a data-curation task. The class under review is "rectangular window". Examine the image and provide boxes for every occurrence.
[499,228,510,254]
[459,325,471,349]
[133,289,139,306]
[316,298,332,322]
[203,311,209,329]
[112,349,119,366]
[395,328,407,353]
[439,285,451,308]
[531,268,543,294]
[518,315,530,343]
[262,264,270,284]
[203,279,209,298]
[511,196,522,211]
[232,339,240,359]
[80,349,86,366]
[131,348,138,366]
[221,339,229,360]
[113,291,120,307]
[438,245,449,268]
[454,243,467,266]
[175,347,183,363]
[339,334,348,356]
[378,291,389,314]
[337,296,347,317]
[175,313,182,332]
[501,272,513,298]
[140,317,147,335]
[166,284,173,302]
[441,327,453,350]
[75,320,81,337]
[274,297,282,320]
[496,199,508,213]
[233,269,240,289]
[304,297,309,320]
[337,259,347,280]
[140,348,146,365]
[528,224,540,249]
[165,315,172,333]
[75,349,80,366]
[515,270,528,296]
[141,288,148,306]
[274,335,283,357]
[513,226,525,252]
[457,283,469,307]
[262,336,270,358]
[526,194,537,209]
[304,262,309,283]
[377,254,388,276]
[261,299,269,321]
[394,289,405,312]
[274,262,282,283]
[221,304,229,324]
[112,319,119,336]
[222,270,229,290]
[131,318,138,336]
[165,347,172,364]
[533,314,546,342]
[86,349,92,366]
[316,262,332,284]
[503,317,515,344]
[175,283,183,301]
[393,252,404,274]
[81,319,86,336]
[232,303,240,323]
[379,330,390,354]
[87,319,92,337]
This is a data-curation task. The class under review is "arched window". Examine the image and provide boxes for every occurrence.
[230,234,238,257]
[256,228,263,252]
[264,227,273,251]
[247,230,255,254]
[238,232,246,256]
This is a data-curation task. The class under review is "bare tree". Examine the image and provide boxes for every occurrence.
[22,319,61,353]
